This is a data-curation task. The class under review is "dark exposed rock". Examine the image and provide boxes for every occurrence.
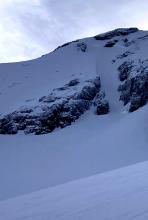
[130,94,145,112]
[116,51,134,59]
[118,79,132,105]
[104,40,118,48]
[138,35,148,40]
[66,79,79,87]
[39,95,58,103]
[112,60,116,64]
[76,42,87,52]
[54,40,79,51]
[0,76,107,135]
[55,87,67,91]
[0,118,17,134]
[94,92,109,115]
[75,85,97,100]
[118,59,148,111]
[122,38,135,47]
[118,60,134,81]
[96,101,109,115]
[129,74,148,111]
[123,38,128,43]
[94,28,138,40]
[26,99,91,135]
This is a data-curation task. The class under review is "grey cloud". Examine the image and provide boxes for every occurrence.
[0,0,148,62]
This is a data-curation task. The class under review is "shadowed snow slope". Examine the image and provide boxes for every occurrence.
[1,28,148,204]
[1,161,148,220]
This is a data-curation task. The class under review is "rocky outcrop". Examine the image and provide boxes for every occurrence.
[54,41,87,53]
[0,76,109,135]
[94,28,138,40]
[104,40,118,48]
[54,40,79,51]
[118,60,134,81]
[76,42,87,52]
[94,92,109,115]
[116,51,134,60]
[118,59,148,112]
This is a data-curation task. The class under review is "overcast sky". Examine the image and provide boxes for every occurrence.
[0,0,148,62]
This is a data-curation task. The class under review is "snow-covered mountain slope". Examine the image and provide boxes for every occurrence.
[1,104,148,201]
[1,27,148,203]
[1,160,148,220]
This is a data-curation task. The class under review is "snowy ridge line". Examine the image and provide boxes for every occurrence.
[94,27,139,40]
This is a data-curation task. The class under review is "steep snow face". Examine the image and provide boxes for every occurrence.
[1,28,148,201]
[1,161,148,220]
[0,28,145,115]
[0,40,97,115]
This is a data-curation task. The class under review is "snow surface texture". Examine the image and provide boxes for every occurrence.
[1,28,148,218]
[1,161,148,220]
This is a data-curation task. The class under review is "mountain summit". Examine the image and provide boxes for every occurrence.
[0,27,148,135]
[1,28,148,208]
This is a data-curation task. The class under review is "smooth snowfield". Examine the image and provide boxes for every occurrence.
[1,161,148,220]
[1,29,148,201]
[1,105,148,200]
